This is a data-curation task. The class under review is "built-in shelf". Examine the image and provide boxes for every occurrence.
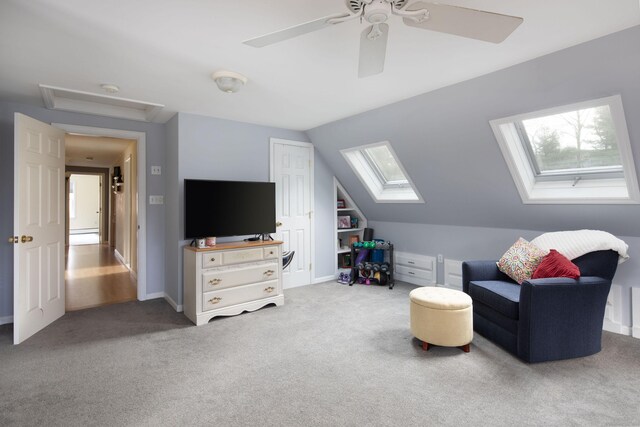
[334,178,367,277]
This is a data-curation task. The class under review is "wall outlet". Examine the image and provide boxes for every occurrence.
[149,195,164,205]
[437,254,444,263]
[151,166,161,175]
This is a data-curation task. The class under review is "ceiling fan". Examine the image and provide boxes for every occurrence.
[243,0,523,78]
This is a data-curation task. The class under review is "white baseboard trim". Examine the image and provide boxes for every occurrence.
[284,281,313,290]
[603,319,631,336]
[164,293,183,312]
[0,315,13,325]
[633,327,640,339]
[114,249,125,265]
[145,292,165,300]
[313,275,335,284]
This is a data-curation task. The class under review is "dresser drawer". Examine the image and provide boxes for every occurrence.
[202,252,222,269]
[263,246,278,260]
[202,280,279,312]
[396,253,429,268]
[222,248,264,265]
[202,263,278,292]
[395,264,434,281]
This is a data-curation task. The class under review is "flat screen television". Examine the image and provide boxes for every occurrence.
[184,179,276,239]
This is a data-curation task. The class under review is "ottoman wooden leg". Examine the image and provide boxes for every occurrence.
[460,344,470,353]
[422,341,430,351]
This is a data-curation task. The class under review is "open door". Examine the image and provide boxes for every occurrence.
[13,113,65,344]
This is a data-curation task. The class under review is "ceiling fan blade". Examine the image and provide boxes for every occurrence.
[403,2,523,43]
[243,13,350,48]
[358,23,389,78]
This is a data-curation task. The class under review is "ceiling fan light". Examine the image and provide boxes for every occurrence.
[211,71,248,93]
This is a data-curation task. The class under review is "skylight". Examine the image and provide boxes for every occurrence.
[491,95,639,204]
[341,141,423,203]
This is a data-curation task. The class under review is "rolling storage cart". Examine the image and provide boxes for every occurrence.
[349,241,395,289]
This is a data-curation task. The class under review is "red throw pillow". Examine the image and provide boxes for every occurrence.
[532,249,580,280]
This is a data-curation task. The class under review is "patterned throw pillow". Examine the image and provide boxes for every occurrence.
[532,249,581,280]
[497,238,547,284]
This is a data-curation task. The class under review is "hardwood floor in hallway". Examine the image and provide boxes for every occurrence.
[65,244,137,311]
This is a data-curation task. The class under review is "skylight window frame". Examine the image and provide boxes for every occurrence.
[362,148,410,188]
[341,141,423,204]
[512,110,624,182]
[490,95,640,204]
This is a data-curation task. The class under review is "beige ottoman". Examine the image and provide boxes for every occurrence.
[410,287,473,352]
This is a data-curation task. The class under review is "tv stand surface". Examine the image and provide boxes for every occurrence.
[183,240,284,326]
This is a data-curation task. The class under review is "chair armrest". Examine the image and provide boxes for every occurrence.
[518,276,612,362]
[461,260,512,294]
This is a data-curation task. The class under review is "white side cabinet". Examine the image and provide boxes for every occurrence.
[394,251,436,286]
[184,241,284,326]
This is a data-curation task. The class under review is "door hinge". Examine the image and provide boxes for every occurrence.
[309,263,312,271]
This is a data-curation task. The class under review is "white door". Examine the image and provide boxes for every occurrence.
[271,140,313,288]
[13,113,65,344]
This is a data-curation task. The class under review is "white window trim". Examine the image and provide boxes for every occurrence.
[490,95,640,204]
[341,141,424,203]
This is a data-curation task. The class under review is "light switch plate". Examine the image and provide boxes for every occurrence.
[149,195,164,205]
[151,166,161,175]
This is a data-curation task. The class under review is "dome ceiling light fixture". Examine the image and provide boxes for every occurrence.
[211,70,248,93]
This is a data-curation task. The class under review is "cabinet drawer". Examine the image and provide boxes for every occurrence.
[396,254,425,268]
[395,264,433,281]
[202,280,279,312]
[263,246,278,260]
[222,248,264,265]
[202,263,278,292]
[202,253,222,269]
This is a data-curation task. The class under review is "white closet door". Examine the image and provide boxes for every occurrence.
[271,140,312,288]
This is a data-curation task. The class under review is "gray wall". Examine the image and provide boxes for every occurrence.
[164,113,180,305]
[370,220,640,327]
[312,149,337,279]
[0,101,166,319]
[165,112,335,306]
[306,25,640,238]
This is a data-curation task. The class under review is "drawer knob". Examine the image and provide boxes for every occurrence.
[208,278,222,285]
[208,296,222,304]
[264,286,275,293]
[408,261,415,265]
[264,269,275,276]
[209,257,216,262]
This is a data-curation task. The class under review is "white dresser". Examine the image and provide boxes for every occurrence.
[183,241,284,326]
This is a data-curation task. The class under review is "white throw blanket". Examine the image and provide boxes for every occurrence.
[531,230,629,264]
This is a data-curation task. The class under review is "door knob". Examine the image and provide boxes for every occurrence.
[8,236,18,244]
[276,221,283,227]
[21,235,33,243]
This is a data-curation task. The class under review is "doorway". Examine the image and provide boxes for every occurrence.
[68,173,102,245]
[64,134,138,311]
[13,115,149,344]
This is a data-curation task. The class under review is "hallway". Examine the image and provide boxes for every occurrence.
[65,244,137,311]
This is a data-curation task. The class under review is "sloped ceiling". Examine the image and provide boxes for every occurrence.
[0,0,638,129]
[306,26,640,237]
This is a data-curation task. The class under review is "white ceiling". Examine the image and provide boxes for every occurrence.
[0,0,638,130]
[65,134,133,168]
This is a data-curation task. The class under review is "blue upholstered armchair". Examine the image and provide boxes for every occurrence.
[462,250,619,363]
